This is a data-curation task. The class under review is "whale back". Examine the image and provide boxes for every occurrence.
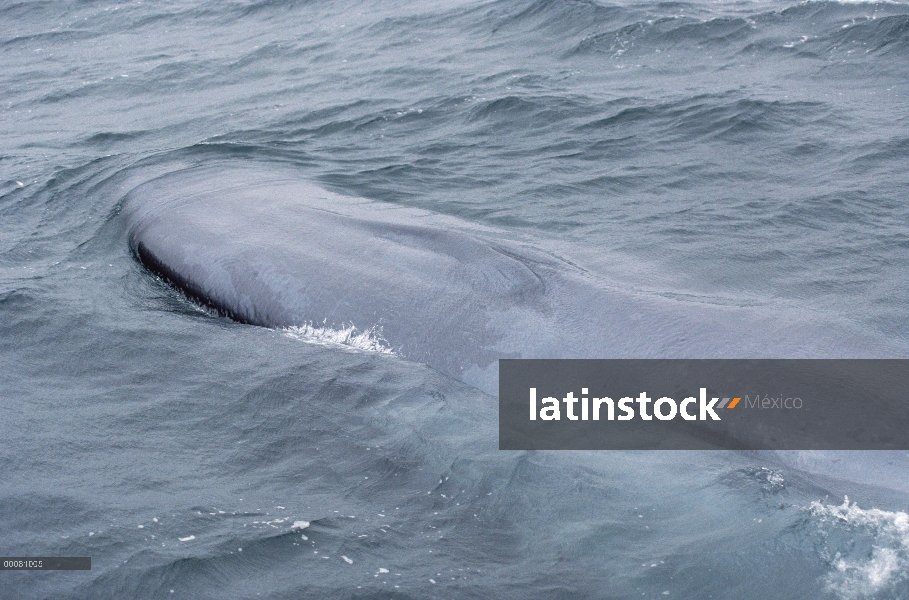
[123,165,566,387]
[122,165,899,394]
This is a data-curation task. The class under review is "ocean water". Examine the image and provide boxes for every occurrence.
[1,0,908,598]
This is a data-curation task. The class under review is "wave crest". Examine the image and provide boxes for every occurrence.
[809,496,909,599]
[283,322,395,355]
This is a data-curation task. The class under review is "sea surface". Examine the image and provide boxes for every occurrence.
[2,0,908,598]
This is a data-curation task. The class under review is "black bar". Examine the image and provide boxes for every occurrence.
[0,557,91,570]
[499,359,909,450]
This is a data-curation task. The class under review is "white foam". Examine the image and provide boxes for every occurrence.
[283,323,394,355]
[178,535,195,542]
[291,520,310,530]
[809,497,909,598]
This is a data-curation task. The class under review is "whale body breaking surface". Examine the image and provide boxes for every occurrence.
[121,164,896,395]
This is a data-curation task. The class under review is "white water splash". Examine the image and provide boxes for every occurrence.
[809,496,909,599]
[283,322,394,355]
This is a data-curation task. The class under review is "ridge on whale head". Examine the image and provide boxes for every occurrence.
[120,163,896,395]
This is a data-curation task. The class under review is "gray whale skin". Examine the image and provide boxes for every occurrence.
[121,164,896,396]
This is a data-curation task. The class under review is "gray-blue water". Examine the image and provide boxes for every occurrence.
[2,0,908,598]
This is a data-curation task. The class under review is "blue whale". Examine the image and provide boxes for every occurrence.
[121,164,896,394]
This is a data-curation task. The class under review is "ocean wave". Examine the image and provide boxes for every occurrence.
[491,0,632,35]
[0,28,98,50]
[821,14,909,54]
[572,15,756,55]
[809,497,909,599]
[573,94,828,143]
[568,0,909,59]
